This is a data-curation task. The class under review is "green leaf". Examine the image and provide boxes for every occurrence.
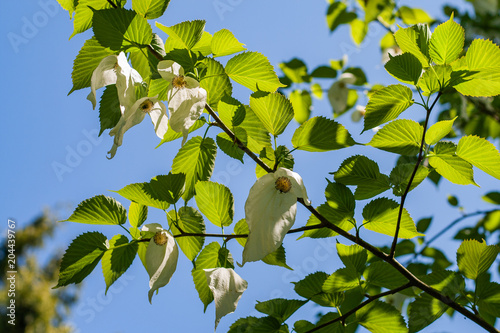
[239,105,272,154]
[195,181,234,227]
[192,242,233,310]
[350,19,367,46]
[279,58,309,83]
[336,243,367,274]
[128,202,147,228]
[418,65,452,95]
[364,261,409,289]
[55,232,107,287]
[425,117,457,145]
[211,28,246,57]
[230,316,287,333]
[216,127,247,163]
[171,136,217,201]
[310,66,337,79]
[132,0,170,20]
[290,90,312,124]
[292,116,355,152]
[384,53,422,84]
[419,269,464,296]
[322,267,360,293]
[250,91,294,136]
[398,6,433,25]
[70,0,125,39]
[69,37,115,94]
[191,31,213,56]
[357,301,407,333]
[394,26,430,67]
[57,0,78,18]
[343,67,367,86]
[452,39,500,97]
[408,294,447,332]
[157,118,205,146]
[363,85,414,132]
[299,202,355,239]
[421,247,453,270]
[428,142,477,186]
[362,197,422,239]
[167,207,205,261]
[429,15,464,65]
[326,1,356,33]
[255,299,308,324]
[101,234,137,293]
[390,164,429,196]
[93,8,153,50]
[200,58,232,107]
[115,173,186,209]
[98,85,121,135]
[456,239,500,280]
[255,146,294,179]
[333,155,391,200]
[457,135,500,180]
[483,192,500,205]
[311,83,323,99]
[368,119,423,155]
[148,78,170,100]
[477,278,500,317]
[156,20,205,50]
[62,195,127,225]
[293,272,345,307]
[225,52,285,92]
[218,95,246,127]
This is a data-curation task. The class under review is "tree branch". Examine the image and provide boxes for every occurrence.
[306,282,414,333]
[106,0,118,9]
[142,47,500,333]
[389,91,442,258]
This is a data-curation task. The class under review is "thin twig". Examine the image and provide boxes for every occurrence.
[106,0,118,9]
[389,91,442,258]
[412,210,496,260]
[306,282,413,333]
[144,46,500,333]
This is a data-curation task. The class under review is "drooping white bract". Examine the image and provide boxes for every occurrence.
[327,72,357,114]
[107,96,168,159]
[204,268,248,331]
[142,223,179,303]
[157,60,207,145]
[87,52,142,110]
[242,168,310,265]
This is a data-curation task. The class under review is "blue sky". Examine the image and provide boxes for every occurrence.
[1,0,499,332]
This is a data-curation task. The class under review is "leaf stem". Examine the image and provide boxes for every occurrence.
[389,91,442,259]
[106,0,118,9]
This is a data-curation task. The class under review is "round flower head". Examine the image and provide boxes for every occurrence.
[141,223,179,303]
[107,96,168,159]
[241,168,310,265]
[204,268,248,331]
[157,60,207,145]
[327,72,356,114]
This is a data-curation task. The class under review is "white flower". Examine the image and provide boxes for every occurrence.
[204,268,248,331]
[327,72,357,114]
[141,223,179,303]
[157,60,207,145]
[87,52,142,110]
[241,168,310,265]
[107,96,168,159]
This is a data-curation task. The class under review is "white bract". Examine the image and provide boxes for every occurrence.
[327,72,357,114]
[204,268,248,331]
[87,52,141,110]
[142,223,179,303]
[107,96,168,159]
[87,52,169,158]
[242,168,310,265]
[157,60,207,145]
